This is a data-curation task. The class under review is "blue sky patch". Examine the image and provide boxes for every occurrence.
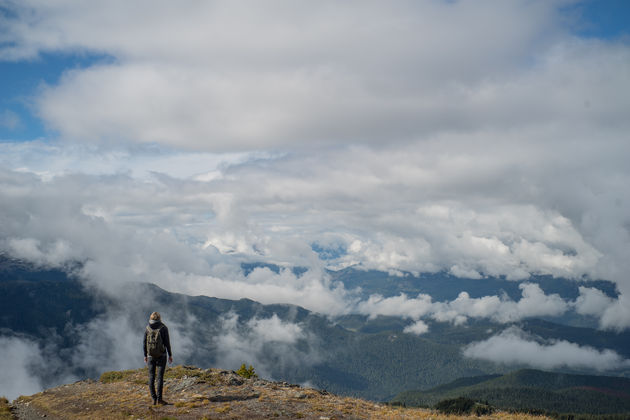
[0,52,113,142]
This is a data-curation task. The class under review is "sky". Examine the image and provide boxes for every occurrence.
[1,0,630,396]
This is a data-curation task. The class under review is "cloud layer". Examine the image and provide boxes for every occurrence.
[463,327,630,372]
[1,1,627,150]
[358,282,569,330]
[0,336,47,400]
[0,1,565,149]
[0,138,628,329]
[0,1,629,331]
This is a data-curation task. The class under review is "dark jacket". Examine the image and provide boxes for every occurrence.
[143,320,172,358]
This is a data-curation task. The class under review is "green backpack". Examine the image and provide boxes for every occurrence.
[146,325,166,359]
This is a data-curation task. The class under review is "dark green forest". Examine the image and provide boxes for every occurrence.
[393,369,630,415]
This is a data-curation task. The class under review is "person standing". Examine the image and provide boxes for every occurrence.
[143,311,173,405]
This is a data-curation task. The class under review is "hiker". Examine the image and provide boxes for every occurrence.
[143,311,173,405]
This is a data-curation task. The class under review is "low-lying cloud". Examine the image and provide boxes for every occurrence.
[0,158,628,330]
[214,313,321,379]
[358,282,568,330]
[0,336,47,400]
[403,320,430,336]
[463,327,630,372]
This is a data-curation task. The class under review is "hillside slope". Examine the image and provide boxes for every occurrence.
[392,369,630,415]
[6,365,551,420]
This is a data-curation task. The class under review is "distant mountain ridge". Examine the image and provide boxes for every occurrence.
[249,262,619,328]
[329,266,619,301]
[237,261,620,304]
[1,255,629,404]
[392,369,630,415]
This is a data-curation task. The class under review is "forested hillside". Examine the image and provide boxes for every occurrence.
[392,369,630,415]
[2,256,629,404]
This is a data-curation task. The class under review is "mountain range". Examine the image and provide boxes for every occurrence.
[1,255,629,415]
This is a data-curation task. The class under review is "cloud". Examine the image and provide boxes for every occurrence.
[573,287,630,331]
[463,327,630,372]
[0,1,629,332]
[248,315,304,344]
[68,311,192,374]
[0,165,355,316]
[403,320,429,336]
[214,313,320,379]
[1,135,629,328]
[0,297,199,401]
[0,141,262,180]
[357,293,434,321]
[3,1,623,151]
[358,283,568,326]
[509,283,569,320]
[0,336,45,400]
[0,331,85,401]
[573,286,614,318]
[598,294,630,332]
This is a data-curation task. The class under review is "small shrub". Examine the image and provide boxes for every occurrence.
[435,397,476,414]
[236,363,258,379]
[472,402,494,416]
[0,397,13,420]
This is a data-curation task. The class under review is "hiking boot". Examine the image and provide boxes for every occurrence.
[157,399,168,406]
[152,398,157,405]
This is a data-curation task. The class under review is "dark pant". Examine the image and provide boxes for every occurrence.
[148,354,167,401]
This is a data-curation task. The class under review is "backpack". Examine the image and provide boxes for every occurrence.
[146,325,166,358]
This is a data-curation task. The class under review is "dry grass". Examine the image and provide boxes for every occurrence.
[0,397,15,420]
[214,403,231,413]
[100,367,146,384]
[9,366,554,420]
[164,365,221,385]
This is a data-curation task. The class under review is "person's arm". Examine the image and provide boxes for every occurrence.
[162,326,173,364]
[143,329,147,363]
